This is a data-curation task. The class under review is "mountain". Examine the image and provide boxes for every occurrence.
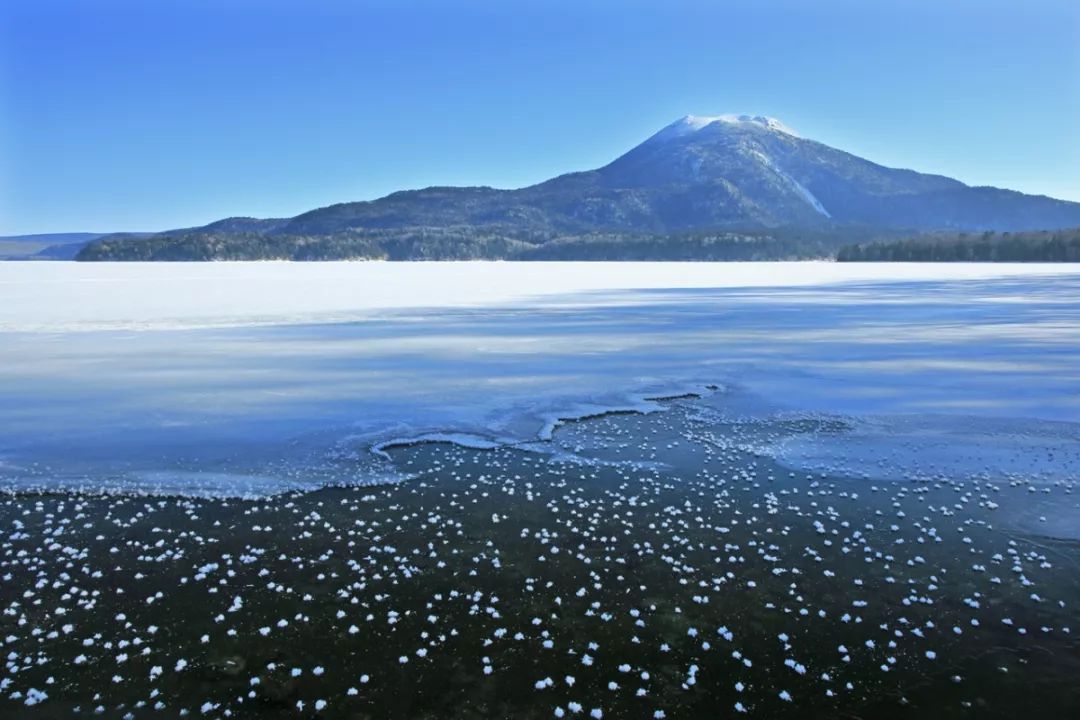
[76,115,1080,261]
[0,233,108,260]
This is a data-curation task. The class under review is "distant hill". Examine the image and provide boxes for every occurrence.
[0,232,160,260]
[1,232,106,245]
[0,233,107,260]
[71,114,1080,261]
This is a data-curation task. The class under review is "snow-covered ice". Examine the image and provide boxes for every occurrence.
[1,261,1079,497]
[2,261,1069,332]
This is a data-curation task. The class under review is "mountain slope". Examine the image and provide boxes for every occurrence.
[77,115,1080,260]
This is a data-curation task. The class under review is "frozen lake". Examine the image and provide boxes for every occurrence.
[2,261,1080,496]
[4,262,1080,718]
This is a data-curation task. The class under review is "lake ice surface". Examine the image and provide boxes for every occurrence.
[2,261,1079,497]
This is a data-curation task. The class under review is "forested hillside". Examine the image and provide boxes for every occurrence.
[77,227,855,262]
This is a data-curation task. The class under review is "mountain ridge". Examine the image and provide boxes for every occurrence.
[75,115,1080,261]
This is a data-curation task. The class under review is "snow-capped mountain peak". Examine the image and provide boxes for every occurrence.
[658,114,799,140]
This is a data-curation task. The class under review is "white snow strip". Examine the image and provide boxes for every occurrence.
[751,150,831,218]
[372,433,505,460]
[0,261,1072,332]
[373,384,719,457]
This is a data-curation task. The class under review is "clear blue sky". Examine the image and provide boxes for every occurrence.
[1,0,1077,235]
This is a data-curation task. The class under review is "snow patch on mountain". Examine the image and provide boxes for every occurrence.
[750,149,831,218]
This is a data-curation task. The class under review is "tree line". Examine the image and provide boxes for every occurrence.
[76,227,850,262]
[836,229,1080,262]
